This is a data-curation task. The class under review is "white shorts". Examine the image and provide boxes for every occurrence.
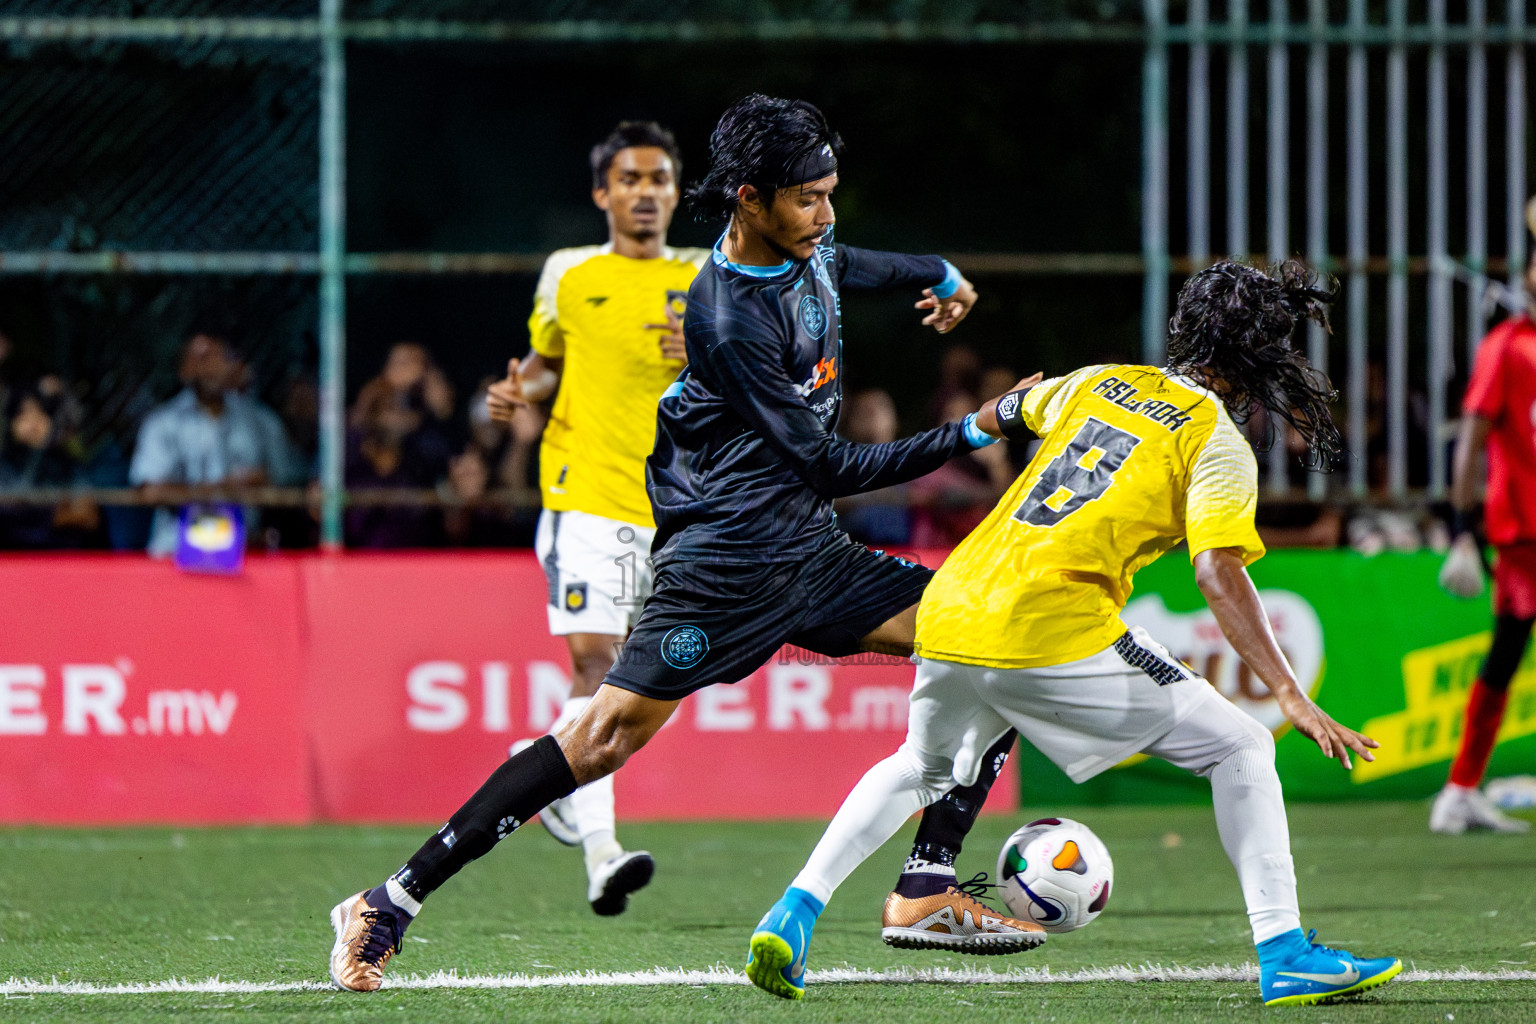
[907,626,1270,786]
[535,509,655,637]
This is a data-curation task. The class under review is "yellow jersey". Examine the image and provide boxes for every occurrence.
[529,244,708,525]
[916,364,1266,669]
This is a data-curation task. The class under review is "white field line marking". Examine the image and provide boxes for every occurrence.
[3,964,1534,996]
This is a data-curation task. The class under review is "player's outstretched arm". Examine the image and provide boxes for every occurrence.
[486,354,561,423]
[707,330,992,498]
[834,245,976,333]
[1194,546,1379,770]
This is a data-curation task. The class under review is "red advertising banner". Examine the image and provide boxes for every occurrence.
[0,551,1013,824]
[303,551,1016,823]
[0,555,309,824]
[303,552,570,823]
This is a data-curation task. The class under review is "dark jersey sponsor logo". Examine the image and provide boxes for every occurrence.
[793,357,838,398]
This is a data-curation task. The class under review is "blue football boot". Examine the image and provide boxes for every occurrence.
[745,887,823,1000]
[1258,928,1403,1006]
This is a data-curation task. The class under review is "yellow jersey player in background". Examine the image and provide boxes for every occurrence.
[485,122,706,916]
[749,261,1403,1008]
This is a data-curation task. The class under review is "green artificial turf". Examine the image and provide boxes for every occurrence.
[2,802,1533,1022]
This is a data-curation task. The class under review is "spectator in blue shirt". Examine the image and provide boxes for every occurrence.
[129,331,297,555]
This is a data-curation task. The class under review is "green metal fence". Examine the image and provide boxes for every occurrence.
[1,2,1531,547]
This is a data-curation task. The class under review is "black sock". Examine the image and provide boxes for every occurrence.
[1481,614,1536,692]
[388,735,578,905]
[896,730,1017,898]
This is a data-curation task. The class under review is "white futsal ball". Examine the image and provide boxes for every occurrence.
[996,817,1114,933]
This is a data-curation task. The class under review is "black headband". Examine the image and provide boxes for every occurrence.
[780,142,838,188]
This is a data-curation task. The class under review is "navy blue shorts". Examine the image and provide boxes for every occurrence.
[604,532,933,702]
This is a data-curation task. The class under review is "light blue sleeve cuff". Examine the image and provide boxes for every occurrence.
[961,412,1000,449]
[930,259,963,299]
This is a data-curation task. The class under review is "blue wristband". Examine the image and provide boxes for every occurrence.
[931,260,963,299]
[961,412,999,449]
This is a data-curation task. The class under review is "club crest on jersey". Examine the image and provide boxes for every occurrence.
[997,392,1021,421]
[799,295,828,339]
[661,625,709,669]
[564,582,588,613]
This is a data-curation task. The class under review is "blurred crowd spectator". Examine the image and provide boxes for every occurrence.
[0,321,557,553]
[0,325,1478,555]
[341,342,543,549]
[0,327,11,419]
[441,378,543,547]
[0,380,100,548]
[837,344,1020,550]
[343,342,455,548]
[130,331,300,556]
[907,386,1016,547]
[835,388,910,545]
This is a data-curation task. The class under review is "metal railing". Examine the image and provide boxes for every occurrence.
[1,7,1170,548]
[2,3,1530,548]
[0,485,536,508]
[1142,0,1531,500]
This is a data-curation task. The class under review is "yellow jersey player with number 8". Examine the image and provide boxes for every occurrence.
[484,122,706,918]
[915,364,1262,670]
[752,262,1403,1008]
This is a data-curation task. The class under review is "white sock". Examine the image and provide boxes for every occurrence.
[573,775,621,869]
[583,833,623,873]
[900,855,955,877]
[1209,745,1302,945]
[791,746,944,906]
[384,877,422,917]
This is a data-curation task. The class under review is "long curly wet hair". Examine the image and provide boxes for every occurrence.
[1166,260,1345,472]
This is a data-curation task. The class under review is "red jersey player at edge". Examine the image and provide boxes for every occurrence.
[1433,196,1536,835]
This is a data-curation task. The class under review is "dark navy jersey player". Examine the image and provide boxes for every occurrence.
[326,95,1042,992]
[616,223,993,692]
[647,227,974,564]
